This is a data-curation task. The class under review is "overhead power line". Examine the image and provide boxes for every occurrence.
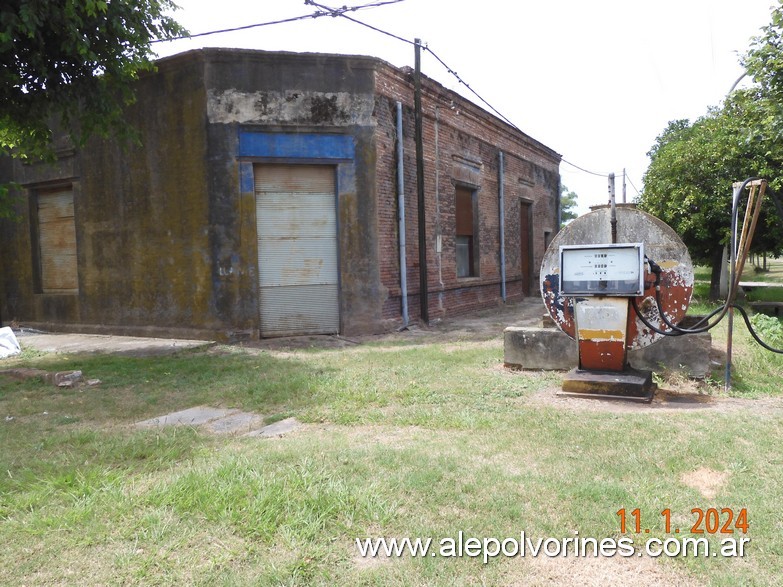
[561,158,613,177]
[153,0,405,43]
[158,0,623,180]
[626,174,641,196]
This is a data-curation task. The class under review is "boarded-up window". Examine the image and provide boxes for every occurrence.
[36,188,78,293]
[455,185,478,277]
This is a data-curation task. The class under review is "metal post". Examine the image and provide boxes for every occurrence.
[499,151,506,302]
[622,168,627,204]
[414,38,428,323]
[609,173,617,244]
[396,101,408,327]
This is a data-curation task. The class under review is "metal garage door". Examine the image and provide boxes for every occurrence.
[255,165,339,337]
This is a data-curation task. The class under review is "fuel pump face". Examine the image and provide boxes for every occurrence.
[560,243,644,296]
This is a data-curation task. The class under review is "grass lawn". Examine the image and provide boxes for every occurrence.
[2,300,782,584]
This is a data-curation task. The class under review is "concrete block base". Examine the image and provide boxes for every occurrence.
[504,327,578,371]
[504,326,712,378]
[560,368,655,402]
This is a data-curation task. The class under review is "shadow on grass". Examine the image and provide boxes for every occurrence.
[0,347,335,424]
[0,348,337,517]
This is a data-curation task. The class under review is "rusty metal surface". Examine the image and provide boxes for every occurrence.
[541,205,693,351]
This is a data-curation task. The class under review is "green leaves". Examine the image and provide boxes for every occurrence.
[560,184,578,226]
[0,0,186,162]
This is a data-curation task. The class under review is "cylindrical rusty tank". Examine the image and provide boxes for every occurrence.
[540,205,694,350]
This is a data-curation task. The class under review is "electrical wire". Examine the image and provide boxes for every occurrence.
[560,158,613,177]
[626,174,641,196]
[159,0,620,178]
[335,12,415,46]
[423,46,522,131]
[153,0,405,43]
[152,12,325,42]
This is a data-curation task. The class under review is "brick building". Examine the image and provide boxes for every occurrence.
[0,48,561,340]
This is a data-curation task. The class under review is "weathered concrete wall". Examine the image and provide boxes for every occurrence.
[0,54,214,338]
[504,326,712,379]
[0,48,561,339]
[202,49,384,336]
[373,65,561,327]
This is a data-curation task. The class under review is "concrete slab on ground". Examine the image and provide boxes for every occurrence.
[243,417,301,438]
[205,411,265,435]
[136,406,239,428]
[135,406,301,437]
[16,332,213,357]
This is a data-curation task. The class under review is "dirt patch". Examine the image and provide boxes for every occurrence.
[232,299,544,353]
[681,467,729,499]
[512,552,698,586]
[524,385,783,416]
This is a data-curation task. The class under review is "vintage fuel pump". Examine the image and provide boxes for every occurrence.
[541,177,783,400]
[540,204,694,401]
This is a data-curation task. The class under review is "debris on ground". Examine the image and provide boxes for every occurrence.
[0,326,21,359]
[0,368,98,388]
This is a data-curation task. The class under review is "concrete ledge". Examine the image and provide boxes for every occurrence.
[629,330,712,379]
[11,321,250,342]
[504,327,712,378]
[504,327,577,371]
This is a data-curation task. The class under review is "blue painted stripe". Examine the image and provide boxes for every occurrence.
[239,132,354,160]
[239,161,255,193]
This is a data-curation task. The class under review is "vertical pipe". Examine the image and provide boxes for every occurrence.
[622,168,627,204]
[396,102,409,327]
[498,151,506,302]
[555,174,562,234]
[725,182,742,391]
[414,38,429,323]
[608,173,617,244]
[434,106,444,298]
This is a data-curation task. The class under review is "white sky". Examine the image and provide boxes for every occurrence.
[153,0,777,215]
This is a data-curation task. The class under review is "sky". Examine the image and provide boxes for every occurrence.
[152,0,778,215]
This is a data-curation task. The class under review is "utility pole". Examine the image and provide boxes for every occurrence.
[608,173,617,243]
[622,168,627,204]
[414,38,429,323]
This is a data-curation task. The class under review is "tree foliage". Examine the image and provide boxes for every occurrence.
[0,0,185,162]
[560,184,578,226]
[639,3,783,300]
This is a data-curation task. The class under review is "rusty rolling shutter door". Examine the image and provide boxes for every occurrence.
[255,165,339,337]
[37,188,78,293]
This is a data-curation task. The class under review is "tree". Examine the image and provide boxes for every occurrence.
[638,93,783,300]
[560,183,578,226]
[743,1,783,145]
[639,2,783,301]
[0,0,185,180]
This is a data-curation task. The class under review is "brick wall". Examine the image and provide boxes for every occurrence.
[373,64,560,326]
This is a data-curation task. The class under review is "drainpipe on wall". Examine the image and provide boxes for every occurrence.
[498,151,506,302]
[396,101,409,327]
[555,172,562,235]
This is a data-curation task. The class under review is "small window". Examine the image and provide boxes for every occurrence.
[455,185,478,277]
[35,187,78,293]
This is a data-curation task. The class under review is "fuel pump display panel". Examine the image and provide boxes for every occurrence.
[560,243,644,296]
